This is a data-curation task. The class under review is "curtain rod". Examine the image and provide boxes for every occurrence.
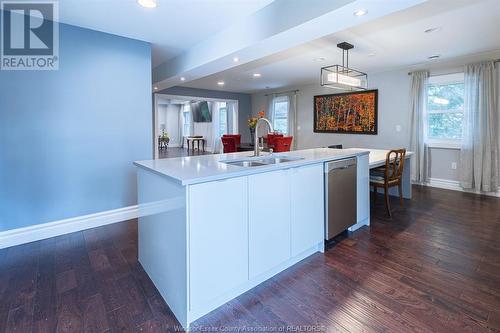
[407,59,500,75]
[264,89,299,96]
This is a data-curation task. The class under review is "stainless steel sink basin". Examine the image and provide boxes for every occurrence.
[220,155,304,168]
[224,160,268,167]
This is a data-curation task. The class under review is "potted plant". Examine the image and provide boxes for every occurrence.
[160,131,170,149]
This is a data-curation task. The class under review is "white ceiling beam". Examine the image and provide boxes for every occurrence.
[153,0,427,89]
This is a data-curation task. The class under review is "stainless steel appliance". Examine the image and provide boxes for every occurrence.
[325,158,357,240]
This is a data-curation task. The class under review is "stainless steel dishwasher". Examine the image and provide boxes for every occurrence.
[325,158,357,240]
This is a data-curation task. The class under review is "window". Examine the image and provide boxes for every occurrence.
[182,104,191,137]
[272,96,289,135]
[426,73,464,143]
[219,102,227,137]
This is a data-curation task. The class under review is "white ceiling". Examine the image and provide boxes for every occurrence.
[58,0,274,67]
[157,96,190,105]
[181,0,500,93]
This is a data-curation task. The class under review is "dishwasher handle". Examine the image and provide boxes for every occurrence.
[325,158,357,173]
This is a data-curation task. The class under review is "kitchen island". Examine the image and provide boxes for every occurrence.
[134,148,370,328]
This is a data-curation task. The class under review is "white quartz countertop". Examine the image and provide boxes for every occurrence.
[134,148,369,185]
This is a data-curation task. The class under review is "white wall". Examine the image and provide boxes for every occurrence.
[158,104,181,147]
[251,68,463,182]
[252,69,412,149]
[428,148,460,180]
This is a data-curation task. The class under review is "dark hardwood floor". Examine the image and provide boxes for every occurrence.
[158,147,211,159]
[1,186,500,332]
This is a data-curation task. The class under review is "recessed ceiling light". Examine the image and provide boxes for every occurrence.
[217,81,225,86]
[314,57,326,62]
[137,0,157,8]
[424,27,442,34]
[233,57,239,62]
[253,73,261,77]
[180,77,186,81]
[153,86,158,90]
[353,9,367,16]
[428,54,440,60]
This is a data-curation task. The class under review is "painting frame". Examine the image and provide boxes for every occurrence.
[313,89,378,135]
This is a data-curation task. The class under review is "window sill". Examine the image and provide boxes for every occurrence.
[426,141,461,149]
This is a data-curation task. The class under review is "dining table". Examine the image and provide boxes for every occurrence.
[183,136,205,152]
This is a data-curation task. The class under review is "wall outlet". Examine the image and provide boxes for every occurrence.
[395,125,402,132]
[451,162,457,170]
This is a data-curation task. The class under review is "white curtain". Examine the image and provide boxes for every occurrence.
[409,71,429,184]
[285,92,297,149]
[180,104,193,137]
[460,61,499,192]
[211,102,222,154]
[226,101,238,134]
[180,104,186,137]
[266,94,275,124]
[178,105,184,146]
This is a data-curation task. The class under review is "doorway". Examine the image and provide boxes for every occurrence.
[153,94,239,159]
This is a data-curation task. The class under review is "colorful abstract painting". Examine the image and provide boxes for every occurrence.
[314,90,378,134]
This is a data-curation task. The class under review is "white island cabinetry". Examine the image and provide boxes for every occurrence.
[188,164,324,321]
[188,177,249,315]
[290,164,324,256]
[135,148,370,328]
[248,169,291,278]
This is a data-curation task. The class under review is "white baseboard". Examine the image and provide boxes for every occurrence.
[0,205,139,249]
[427,178,462,191]
[426,178,500,197]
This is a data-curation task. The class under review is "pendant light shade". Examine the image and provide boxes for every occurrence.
[320,42,368,90]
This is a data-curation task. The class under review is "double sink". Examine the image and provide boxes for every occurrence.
[221,156,304,168]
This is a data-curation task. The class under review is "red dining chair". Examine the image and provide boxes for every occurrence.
[221,137,238,153]
[273,136,293,152]
[266,133,284,148]
[223,134,241,149]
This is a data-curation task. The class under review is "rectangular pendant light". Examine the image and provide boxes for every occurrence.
[327,72,362,87]
[320,42,368,90]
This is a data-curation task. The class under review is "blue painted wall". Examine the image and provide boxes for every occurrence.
[158,86,252,142]
[0,24,152,232]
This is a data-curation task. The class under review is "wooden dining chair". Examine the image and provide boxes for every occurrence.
[370,149,406,217]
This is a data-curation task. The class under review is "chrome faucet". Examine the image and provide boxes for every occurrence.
[254,117,274,157]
